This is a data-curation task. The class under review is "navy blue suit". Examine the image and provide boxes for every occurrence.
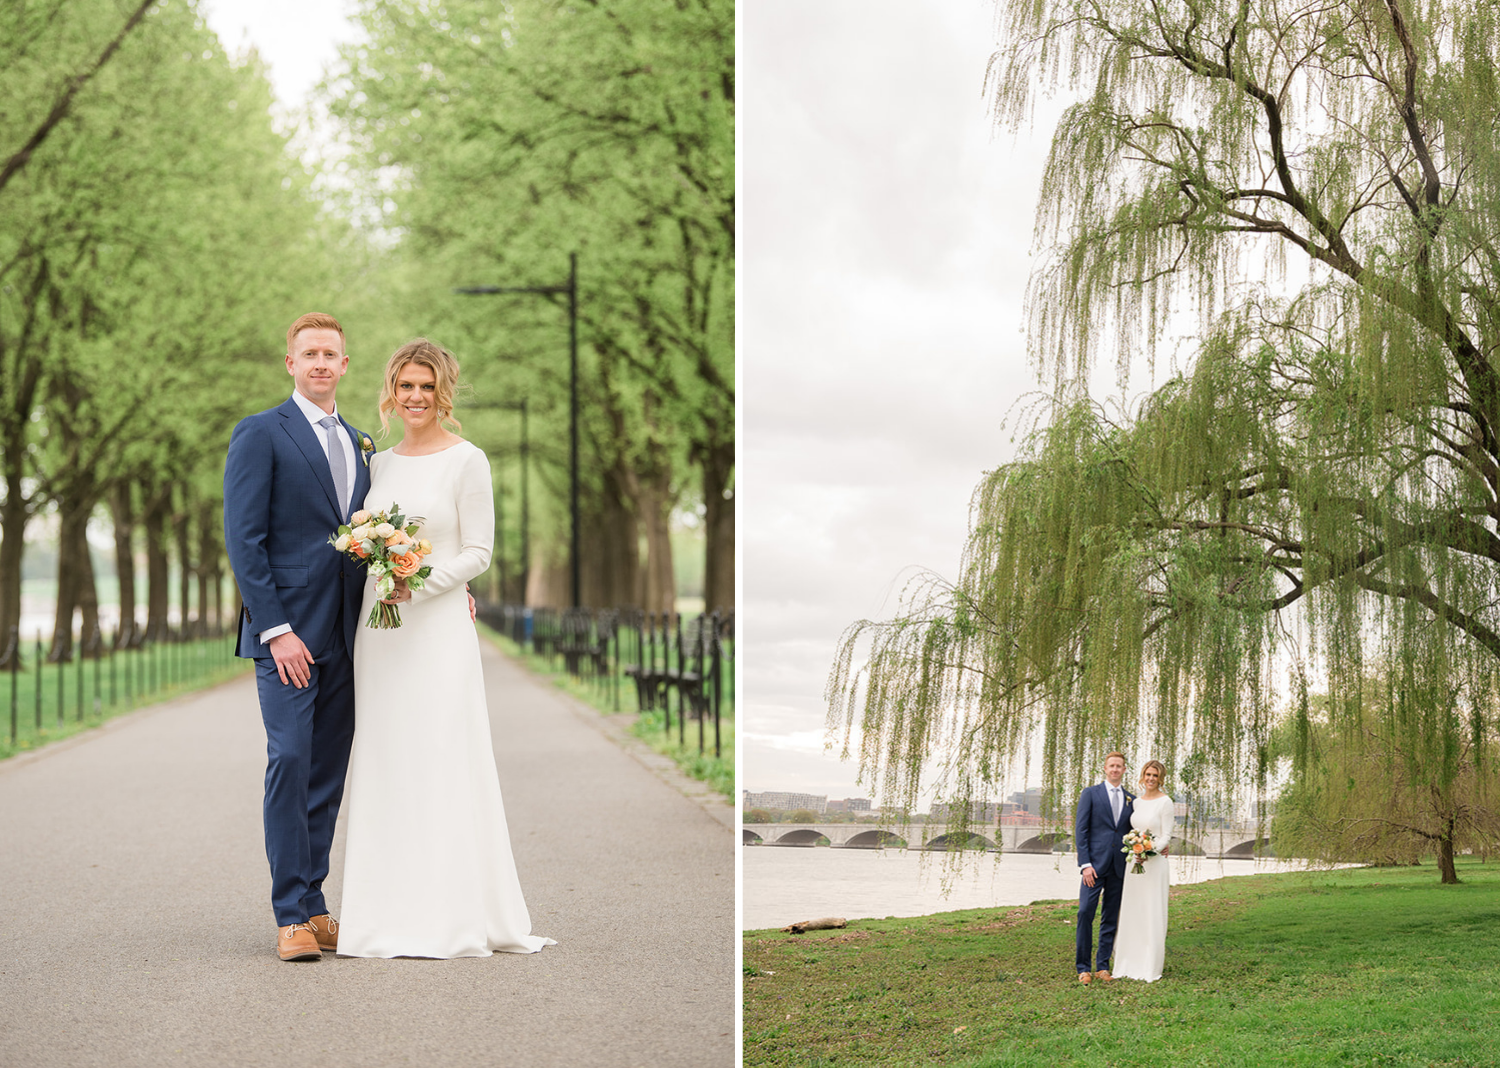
[1075,781,1135,973]
[223,396,371,926]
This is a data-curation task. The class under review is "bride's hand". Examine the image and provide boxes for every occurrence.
[381,579,412,605]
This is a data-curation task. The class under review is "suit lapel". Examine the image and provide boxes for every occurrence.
[277,399,342,520]
[341,417,370,514]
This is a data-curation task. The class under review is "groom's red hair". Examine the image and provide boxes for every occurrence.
[286,312,345,352]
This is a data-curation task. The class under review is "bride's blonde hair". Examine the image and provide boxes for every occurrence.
[1138,759,1166,786]
[378,338,464,437]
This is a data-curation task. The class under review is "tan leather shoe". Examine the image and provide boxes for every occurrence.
[1095,969,1113,982]
[278,923,321,961]
[1077,971,1092,984]
[307,913,339,953]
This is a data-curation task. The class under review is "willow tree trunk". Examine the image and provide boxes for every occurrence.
[109,483,137,646]
[700,439,734,614]
[1438,826,1459,885]
[143,490,171,641]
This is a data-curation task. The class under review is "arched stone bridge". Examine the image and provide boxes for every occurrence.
[741,822,1272,859]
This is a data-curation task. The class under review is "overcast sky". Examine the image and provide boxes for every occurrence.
[198,0,358,113]
[742,1,1073,805]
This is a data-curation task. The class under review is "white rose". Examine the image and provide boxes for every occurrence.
[350,509,372,525]
[374,522,397,539]
[334,534,350,552]
[351,524,372,540]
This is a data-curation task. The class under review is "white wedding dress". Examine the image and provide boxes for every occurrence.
[1112,793,1173,981]
[338,440,554,958]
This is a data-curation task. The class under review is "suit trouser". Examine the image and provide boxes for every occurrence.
[1076,866,1124,972]
[255,624,356,927]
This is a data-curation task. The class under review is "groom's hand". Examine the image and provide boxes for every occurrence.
[268,632,316,688]
[1081,865,1097,888]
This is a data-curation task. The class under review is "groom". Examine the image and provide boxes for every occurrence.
[224,313,371,961]
[1074,751,1134,983]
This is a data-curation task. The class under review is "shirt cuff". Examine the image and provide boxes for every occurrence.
[258,623,293,645]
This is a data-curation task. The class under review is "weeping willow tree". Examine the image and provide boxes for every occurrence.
[827,0,1500,864]
[1272,669,1500,883]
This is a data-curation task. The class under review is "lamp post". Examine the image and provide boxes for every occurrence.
[456,253,579,609]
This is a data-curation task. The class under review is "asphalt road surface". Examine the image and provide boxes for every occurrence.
[0,639,734,1067]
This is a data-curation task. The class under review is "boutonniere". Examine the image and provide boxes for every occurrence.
[359,434,375,466]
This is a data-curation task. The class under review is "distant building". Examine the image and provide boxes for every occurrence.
[929,801,1004,824]
[825,797,873,814]
[1010,788,1043,815]
[742,790,827,814]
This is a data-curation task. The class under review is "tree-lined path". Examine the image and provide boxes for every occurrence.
[0,639,733,1067]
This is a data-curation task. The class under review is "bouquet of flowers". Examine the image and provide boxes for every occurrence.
[329,504,434,629]
[1121,828,1158,874]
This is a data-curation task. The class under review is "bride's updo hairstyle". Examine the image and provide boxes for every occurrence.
[378,338,464,437]
[1138,759,1166,788]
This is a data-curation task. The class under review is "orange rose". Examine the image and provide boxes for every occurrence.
[387,530,412,547]
[350,540,370,559]
[392,551,422,578]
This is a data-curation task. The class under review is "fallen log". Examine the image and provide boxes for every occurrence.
[781,917,847,934]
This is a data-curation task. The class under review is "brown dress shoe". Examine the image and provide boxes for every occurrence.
[278,923,321,961]
[1095,969,1113,982]
[307,914,339,953]
[1077,971,1092,984]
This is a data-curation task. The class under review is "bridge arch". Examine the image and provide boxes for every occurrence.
[842,829,907,849]
[742,829,764,844]
[772,828,831,846]
[924,832,998,851]
[1222,838,1273,858]
[1016,832,1072,854]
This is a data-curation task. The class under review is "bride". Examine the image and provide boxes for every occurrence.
[1111,759,1172,981]
[335,338,554,958]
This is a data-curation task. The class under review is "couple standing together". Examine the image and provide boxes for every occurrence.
[223,312,554,961]
[1074,752,1172,983]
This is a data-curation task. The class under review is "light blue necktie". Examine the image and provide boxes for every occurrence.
[1110,786,1122,824]
[319,415,349,518]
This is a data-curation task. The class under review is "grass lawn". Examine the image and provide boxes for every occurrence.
[482,627,733,799]
[743,860,1500,1067]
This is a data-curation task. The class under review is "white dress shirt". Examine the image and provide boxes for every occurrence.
[257,390,357,645]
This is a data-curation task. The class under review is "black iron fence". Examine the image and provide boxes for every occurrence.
[476,603,735,759]
[1,624,242,754]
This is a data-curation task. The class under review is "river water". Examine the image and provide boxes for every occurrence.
[742,845,1316,931]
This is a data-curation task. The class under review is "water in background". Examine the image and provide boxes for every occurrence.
[742,846,1319,931]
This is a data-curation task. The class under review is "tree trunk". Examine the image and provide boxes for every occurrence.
[48,517,81,662]
[175,491,193,636]
[143,489,171,641]
[1437,825,1459,884]
[196,500,217,637]
[580,464,639,608]
[637,464,676,614]
[77,520,100,655]
[109,483,137,646]
[699,438,735,614]
[0,472,32,668]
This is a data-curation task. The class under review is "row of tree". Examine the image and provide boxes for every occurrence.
[322,0,734,613]
[0,0,337,662]
[0,0,735,666]
[828,0,1500,882]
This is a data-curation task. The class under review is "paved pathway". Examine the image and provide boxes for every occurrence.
[0,640,734,1067]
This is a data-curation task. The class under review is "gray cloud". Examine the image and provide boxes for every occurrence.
[743,1,1056,803]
